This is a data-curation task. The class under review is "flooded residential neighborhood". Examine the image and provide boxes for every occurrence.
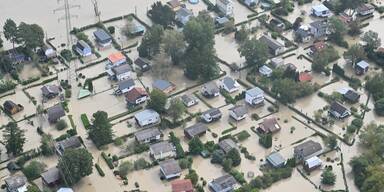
[0,0,383,191]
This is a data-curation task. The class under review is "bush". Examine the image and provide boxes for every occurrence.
[101,152,114,169]
[60,49,73,62]
[230,169,246,184]
[236,130,250,141]
[259,133,272,148]
[22,161,46,180]
[351,118,363,128]
[95,163,105,177]
[133,158,150,170]
[56,119,68,130]
[108,26,115,34]
[114,138,124,146]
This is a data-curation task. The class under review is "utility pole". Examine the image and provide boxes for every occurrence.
[91,0,101,23]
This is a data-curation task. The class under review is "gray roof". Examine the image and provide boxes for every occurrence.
[266,152,286,167]
[259,117,281,133]
[41,167,60,184]
[202,82,219,95]
[294,140,322,158]
[202,108,222,118]
[222,77,237,90]
[93,29,111,42]
[118,78,135,90]
[296,27,311,38]
[330,101,349,114]
[150,141,174,156]
[218,139,238,154]
[259,35,284,51]
[135,109,160,122]
[55,136,82,151]
[216,17,230,25]
[184,123,208,138]
[310,20,327,29]
[246,87,264,97]
[47,104,65,122]
[134,128,162,142]
[5,175,27,190]
[181,94,197,105]
[76,40,91,50]
[210,174,237,192]
[41,85,60,95]
[112,64,132,75]
[176,8,193,18]
[160,159,182,176]
[153,80,173,91]
[229,105,247,117]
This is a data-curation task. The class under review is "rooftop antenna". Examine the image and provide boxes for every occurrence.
[91,0,101,23]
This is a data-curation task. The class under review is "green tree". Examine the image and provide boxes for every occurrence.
[148,2,175,27]
[188,137,204,155]
[328,16,347,45]
[211,150,225,164]
[27,185,40,192]
[3,122,26,156]
[89,111,113,147]
[161,30,185,65]
[0,53,13,73]
[40,134,55,156]
[222,158,233,172]
[361,166,384,192]
[119,161,134,177]
[234,24,249,43]
[0,35,3,48]
[365,74,384,101]
[321,168,336,185]
[344,44,366,66]
[137,24,164,58]
[18,22,44,51]
[168,98,186,123]
[56,119,68,130]
[348,20,361,36]
[226,148,241,166]
[238,37,268,70]
[59,148,93,186]
[151,49,172,80]
[147,89,167,113]
[3,19,19,49]
[326,135,338,149]
[84,79,93,92]
[185,169,199,185]
[362,30,381,53]
[374,98,384,116]
[23,161,46,180]
[259,133,272,148]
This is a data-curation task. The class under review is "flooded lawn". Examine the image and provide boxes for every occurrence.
[104,17,144,49]
[232,1,255,23]
[0,89,37,121]
[215,33,246,67]
[265,169,317,192]
[18,64,42,80]
[192,156,226,190]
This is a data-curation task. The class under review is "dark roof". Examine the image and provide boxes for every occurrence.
[218,139,238,154]
[41,85,60,95]
[229,105,247,117]
[134,57,151,70]
[294,140,322,158]
[56,136,81,150]
[180,94,197,105]
[160,159,182,176]
[296,27,311,38]
[118,78,135,90]
[330,101,348,114]
[153,80,174,91]
[202,108,222,117]
[344,90,360,102]
[41,167,60,184]
[176,8,193,18]
[93,29,112,42]
[3,100,17,111]
[222,77,237,90]
[202,82,219,95]
[5,175,27,190]
[184,123,208,138]
[210,174,237,192]
[112,64,132,75]
[310,20,327,29]
[47,104,65,122]
[134,128,162,142]
[125,87,148,103]
[259,35,284,51]
[76,40,90,50]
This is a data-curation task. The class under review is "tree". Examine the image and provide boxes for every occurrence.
[211,150,225,164]
[84,79,93,92]
[312,51,329,73]
[134,158,150,170]
[234,24,249,43]
[0,35,3,48]
[148,2,175,27]
[361,166,384,192]
[226,148,241,166]
[56,119,68,130]
[359,123,384,155]
[59,148,93,186]
[27,185,40,192]
[344,44,366,66]
[122,16,137,37]
[328,16,347,45]
[188,137,204,155]
[3,19,19,49]
[161,30,185,65]
[365,74,384,101]
[321,168,336,185]
[89,111,113,147]
[0,53,13,73]
[23,161,46,180]
[185,169,199,185]
[374,98,384,116]
[119,161,134,177]
[222,158,233,172]
[326,135,338,149]
[168,98,186,123]
[259,133,272,148]
[151,49,172,80]
[238,37,268,70]
[40,134,55,156]
[18,22,44,51]
[362,30,381,53]
[137,24,164,58]
[3,122,25,156]
[147,89,167,113]
[348,20,361,36]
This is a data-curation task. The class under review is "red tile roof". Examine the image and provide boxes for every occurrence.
[108,52,126,63]
[299,72,313,82]
[171,179,194,192]
[125,87,148,103]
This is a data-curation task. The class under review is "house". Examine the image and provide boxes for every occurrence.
[201,82,220,98]
[57,188,73,192]
[41,85,61,99]
[259,65,273,77]
[115,78,135,95]
[357,3,375,16]
[310,20,328,39]
[310,41,326,54]
[339,9,357,23]
[271,57,284,68]
[219,76,240,93]
[295,25,312,43]
[107,52,127,69]
[329,101,351,119]
[304,156,322,171]
[153,80,176,94]
[160,159,182,180]
[171,179,194,192]
[134,109,161,127]
[244,0,258,7]
[343,89,360,103]
[150,141,176,160]
[5,175,27,192]
[3,100,23,115]
[266,152,286,168]
[298,72,313,82]
[209,174,237,192]
[216,0,234,16]
[229,105,247,121]
[259,35,285,56]
[258,117,281,133]
[355,60,369,75]
[47,104,65,123]
[127,22,145,36]
[125,87,149,105]
[42,46,57,59]
[93,29,112,47]
[181,94,198,107]
[75,40,92,57]
[245,87,264,106]
[167,0,182,11]
[293,140,322,161]
[41,167,61,186]
[311,4,331,17]
[201,108,222,123]
[176,8,194,26]
[218,139,238,154]
[134,57,151,72]
[55,136,82,156]
[215,17,230,27]
[270,18,285,32]
[134,128,162,144]
[109,64,132,81]
[184,123,208,139]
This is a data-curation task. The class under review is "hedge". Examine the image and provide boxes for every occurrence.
[95,163,105,177]
[81,114,91,129]
[108,106,143,122]
[101,152,114,169]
